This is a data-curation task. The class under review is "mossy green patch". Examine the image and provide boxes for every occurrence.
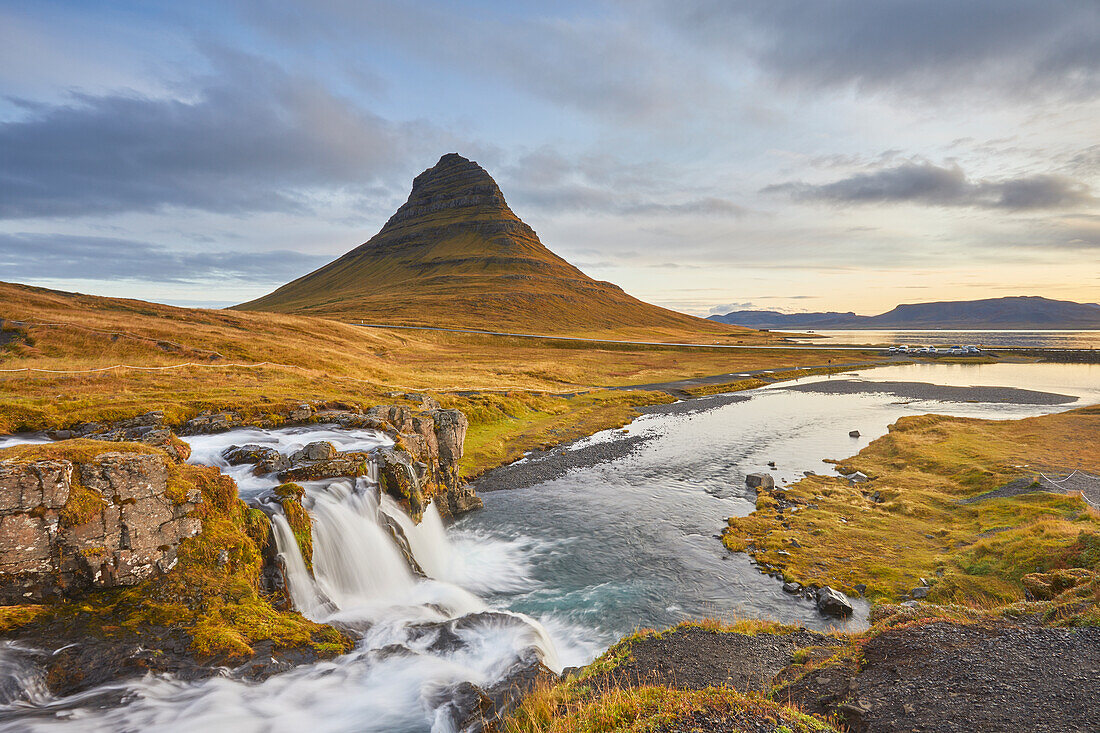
[275,483,313,572]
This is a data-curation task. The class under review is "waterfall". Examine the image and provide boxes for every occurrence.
[380,496,451,580]
[271,513,332,618]
[270,478,420,618]
[0,426,574,732]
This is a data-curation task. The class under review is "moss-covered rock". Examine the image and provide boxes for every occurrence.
[0,443,352,695]
[274,482,313,571]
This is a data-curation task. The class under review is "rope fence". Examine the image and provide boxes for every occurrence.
[0,361,293,374]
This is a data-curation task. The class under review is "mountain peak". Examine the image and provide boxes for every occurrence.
[384,153,510,230]
[236,154,733,337]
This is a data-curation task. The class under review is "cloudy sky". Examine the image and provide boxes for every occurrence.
[1,1,1098,315]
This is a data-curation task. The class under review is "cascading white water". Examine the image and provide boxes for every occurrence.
[270,513,331,617]
[381,496,451,580]
[299,479,417,612]
[0,425,576,733]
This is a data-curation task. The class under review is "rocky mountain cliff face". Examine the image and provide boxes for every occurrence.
[236,153,731,335]
[0,452,202,603]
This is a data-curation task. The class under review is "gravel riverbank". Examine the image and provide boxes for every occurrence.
[779,378,1077,404]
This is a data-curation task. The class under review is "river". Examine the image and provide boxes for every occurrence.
[0,362,1097,731]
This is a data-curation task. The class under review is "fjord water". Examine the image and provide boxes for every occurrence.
[0,362,1097,732]
[789,329,1100,348]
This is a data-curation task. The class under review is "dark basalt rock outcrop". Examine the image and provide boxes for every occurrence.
[48,411,191,462]
[0,452,202,603]
[222,444,290,475]
[40,399,481,519]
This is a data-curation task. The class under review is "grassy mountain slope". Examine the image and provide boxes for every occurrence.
[236,154,738,339]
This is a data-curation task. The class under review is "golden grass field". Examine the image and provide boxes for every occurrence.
[0,281,879,476]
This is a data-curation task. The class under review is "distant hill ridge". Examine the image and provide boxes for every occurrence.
[709,296,1100,330]
[238,153,738,339]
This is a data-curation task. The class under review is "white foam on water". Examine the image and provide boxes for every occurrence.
[0,426,568,733]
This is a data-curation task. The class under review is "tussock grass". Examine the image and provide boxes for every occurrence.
[506,677,837,733]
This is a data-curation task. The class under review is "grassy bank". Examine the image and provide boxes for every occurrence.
[723,405,1100,604]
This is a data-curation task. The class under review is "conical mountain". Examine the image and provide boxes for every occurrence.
[237,154,741,338]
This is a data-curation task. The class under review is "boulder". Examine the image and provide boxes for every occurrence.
[221,444,290,475]
[289,441,337,463]
[279,454,372,483]
[849,430,861,438]
[843,471,870,484]
[372,447,426,520]
[181,411,242,435]
[289,404,313,423]
[909,586,930,599]
[746,473,775,490]
[816,586,854,617]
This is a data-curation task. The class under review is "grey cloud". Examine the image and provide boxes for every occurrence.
[239,1,729,124]
[648,0,1100,99]
[0,51,453,219]
[764,162,1095,210]
[504,149,748,217]
[0,233,328,282]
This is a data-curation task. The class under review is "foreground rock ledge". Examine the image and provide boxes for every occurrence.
[51,399,482,520]
[0,452,201,603]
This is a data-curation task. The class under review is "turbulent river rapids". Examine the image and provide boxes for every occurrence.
[0,362,1098,732]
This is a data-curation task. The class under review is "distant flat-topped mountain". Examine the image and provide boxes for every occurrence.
[708,296,1100,330]
[238,154,741,339]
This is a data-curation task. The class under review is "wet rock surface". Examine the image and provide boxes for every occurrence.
[222,443,290,474]
[816,586,854,617]
[0,624,338,702]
